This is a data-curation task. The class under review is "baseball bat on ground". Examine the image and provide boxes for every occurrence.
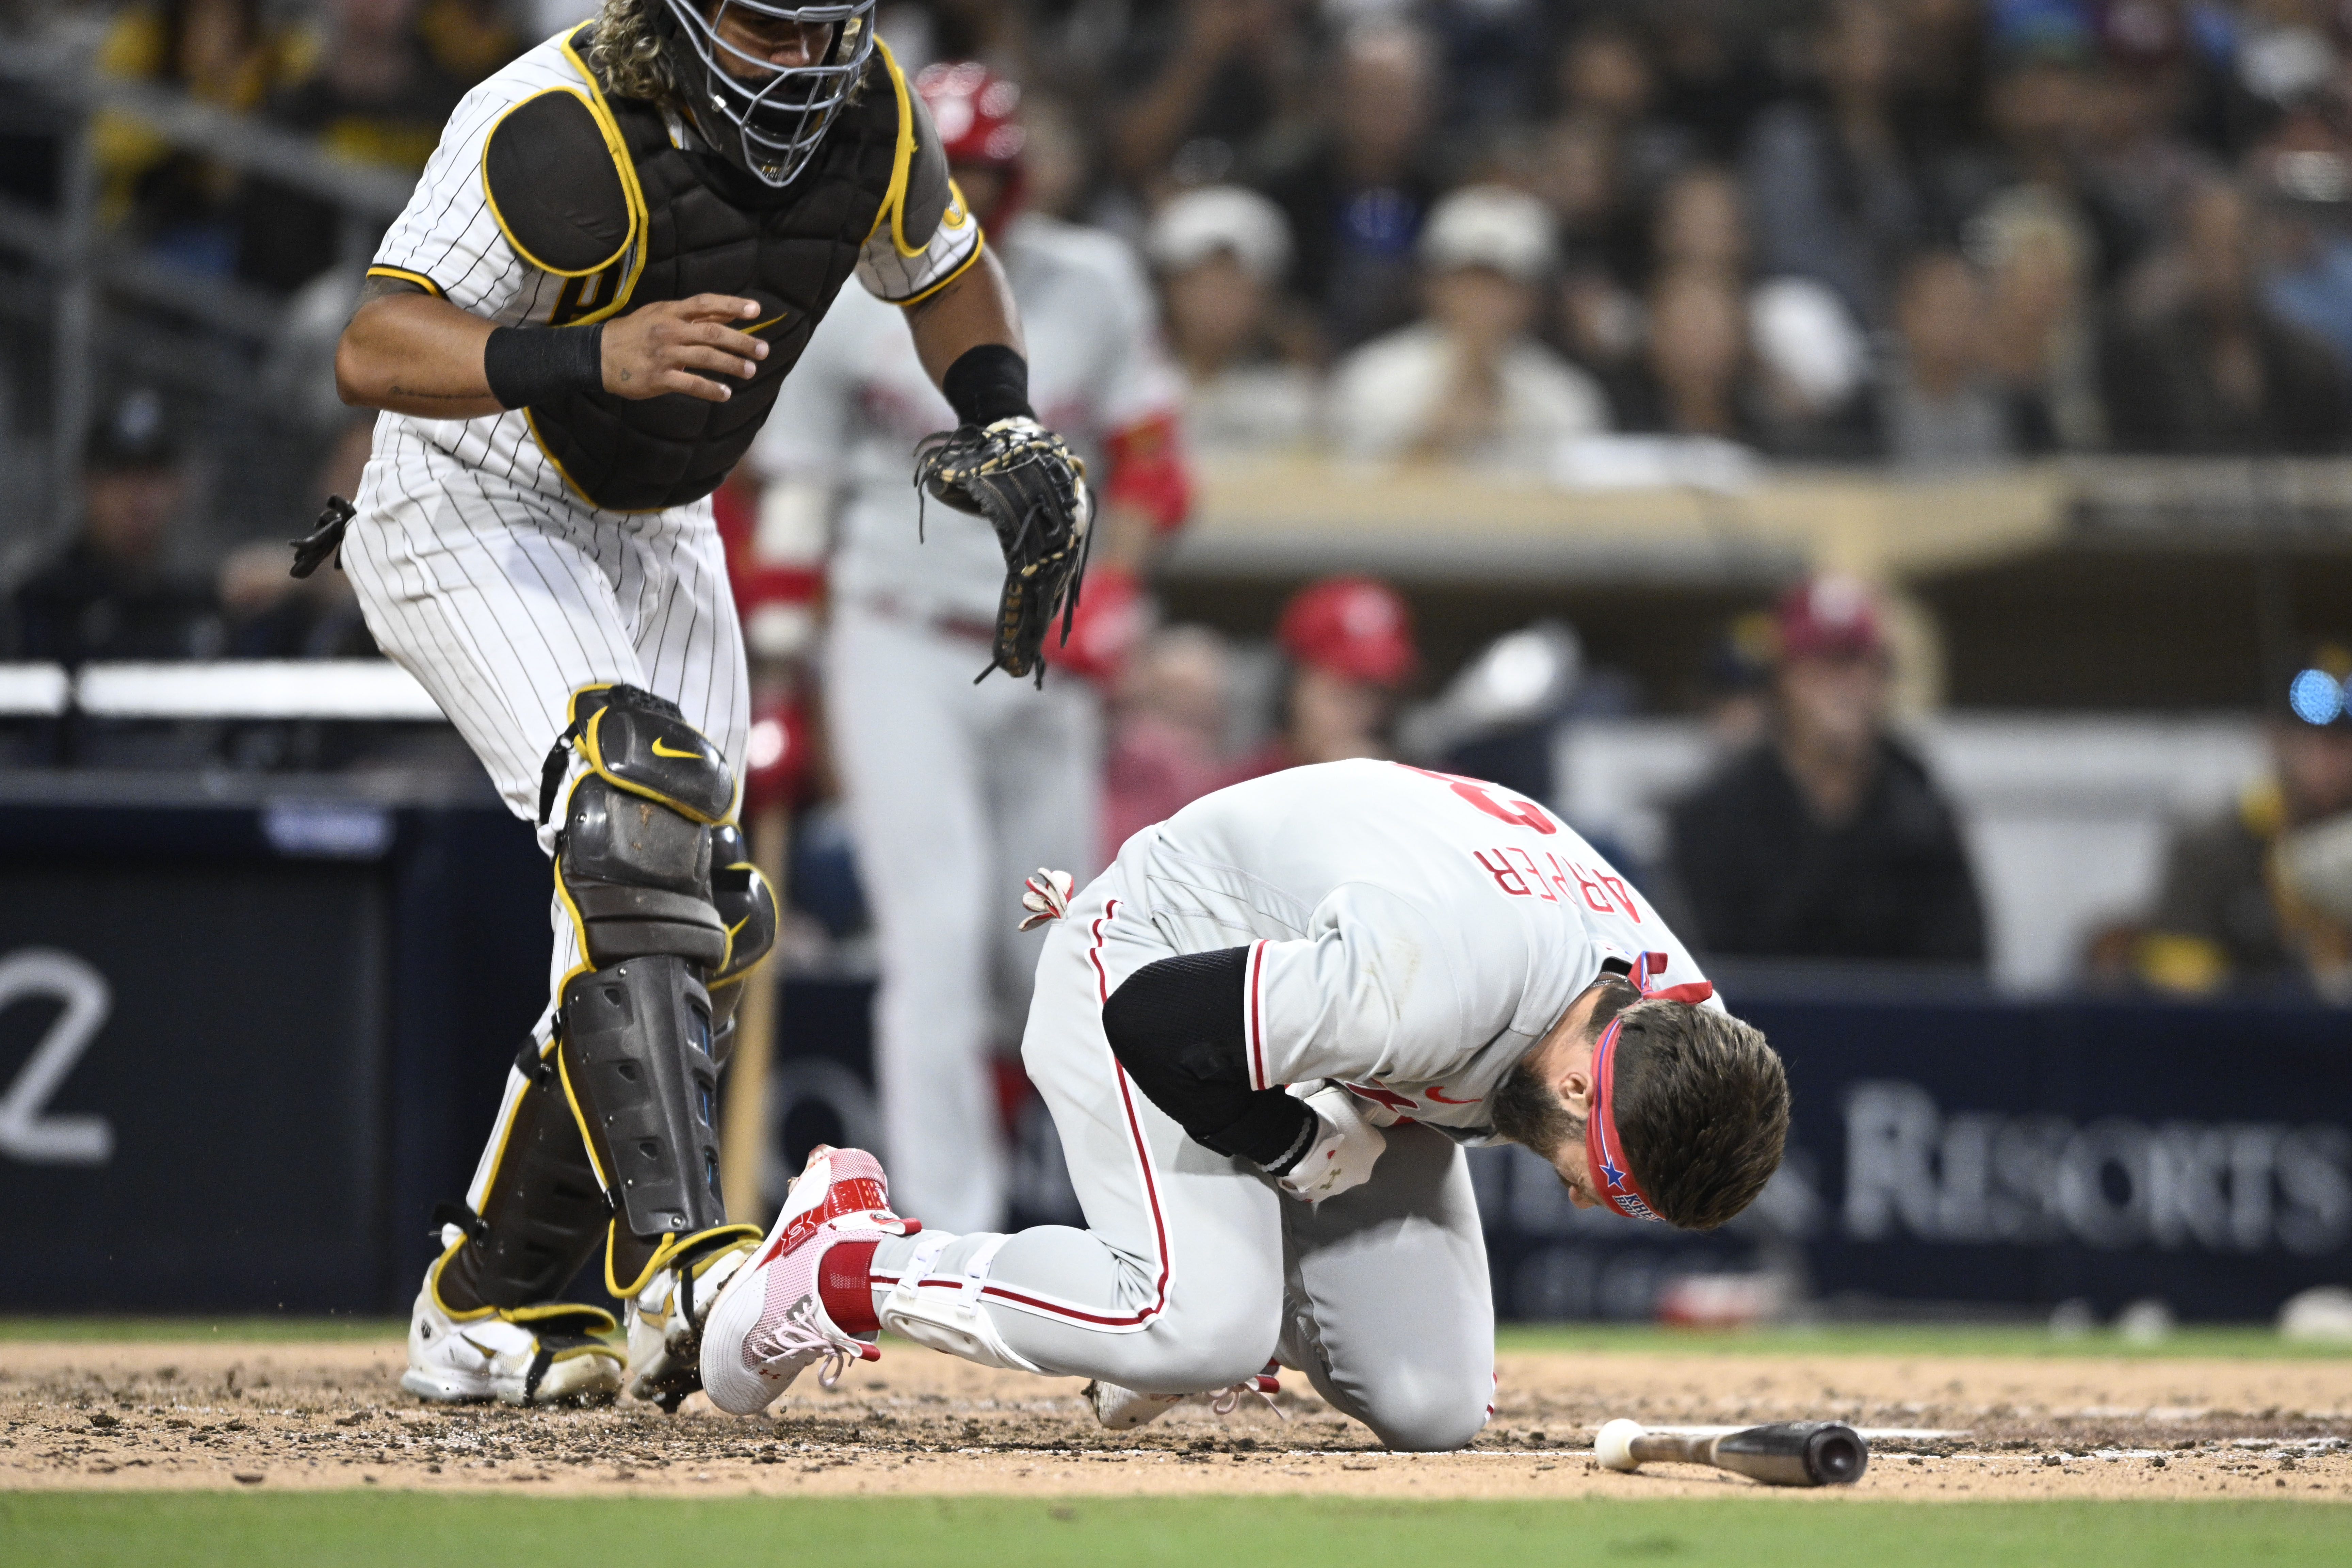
[1595,1419,1869,1487]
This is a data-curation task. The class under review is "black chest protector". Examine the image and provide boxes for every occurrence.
[496,30,907,513]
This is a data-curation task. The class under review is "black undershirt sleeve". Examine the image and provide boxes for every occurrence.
[1100,947,1316,1171]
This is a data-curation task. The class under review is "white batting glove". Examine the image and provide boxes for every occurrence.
[1275,1082,1387,1203]
[1018,867,1074,932]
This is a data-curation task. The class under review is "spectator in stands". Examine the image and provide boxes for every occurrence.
[1233,576,1418,778]
[1147,185,1318,455]
[1552,17,1697,212]
[2077,4,2218,273]
[238,0,468,293]
[216,413,375,660]
[93,0,308,272]
[2103,179,2350,453]
[1258,20,1443,351]
[1108,0,1314,191]
[10,390,221,668]
[2136,643,2352,1001]
[1652,162,1747,279]
[1101,624,1233,857]
[1878,249,2038,468]
[1329,184,1608,470]
[1648,0,1771,160]
[1523,114,1644,385]
[1668,576,1987,967]
[1611,263,1765,447]
[1423,0,1551,142]
[2254,147,2352,375]
[1602,169,1875,458]
[1741,0,1923,327]
[1976,185,2103,448]
[1891,0,1992,164]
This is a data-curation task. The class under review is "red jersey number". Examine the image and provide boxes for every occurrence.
[1401,765,1558,836]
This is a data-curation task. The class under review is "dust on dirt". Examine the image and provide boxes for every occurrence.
[3,1339,2348,1502]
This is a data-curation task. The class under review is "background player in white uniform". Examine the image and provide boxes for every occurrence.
[329,2,1086,1409]
[701,760,1791,1450]
[747,62,1190,1234]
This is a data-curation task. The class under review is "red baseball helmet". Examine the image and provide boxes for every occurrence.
[1775,574,1887,662]
[1277,576,1418,687]
[913,61,1026,220]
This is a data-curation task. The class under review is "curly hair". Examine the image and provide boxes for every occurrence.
[586,0,679,104]
[583,0,872,109]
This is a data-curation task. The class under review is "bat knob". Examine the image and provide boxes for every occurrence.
[1805,1423,1868,1485]
[1595,1418,1645,1472]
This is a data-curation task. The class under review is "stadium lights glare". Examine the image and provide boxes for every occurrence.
[2288,667,2349,727]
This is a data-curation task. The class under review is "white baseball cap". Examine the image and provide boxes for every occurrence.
[1418,184,1557,283]
[1147,186,1294,286]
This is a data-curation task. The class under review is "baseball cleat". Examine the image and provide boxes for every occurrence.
[1082,1362,1284,1430]
[623,1227,762,1411]
[401,1274,621,1406]
[699,1145,913,1416]
[1082,1380,1185,1430]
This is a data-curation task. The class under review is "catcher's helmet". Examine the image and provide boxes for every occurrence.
[912,60,1026,216]
[656,0,878,188]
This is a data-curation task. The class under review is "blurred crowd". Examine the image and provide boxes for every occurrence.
[7,377,2349,1000]
[25,0,2352,467]
[5,0,2352,1002]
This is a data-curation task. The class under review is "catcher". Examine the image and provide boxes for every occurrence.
[326,0,1087,1410]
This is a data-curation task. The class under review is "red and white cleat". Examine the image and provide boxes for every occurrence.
[1082,1361,1286,1430]
[698,1145,912,1416]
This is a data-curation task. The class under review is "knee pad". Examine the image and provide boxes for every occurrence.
[549,684,735,970]
[433,1042,613,1312]
[705,822,779,1054]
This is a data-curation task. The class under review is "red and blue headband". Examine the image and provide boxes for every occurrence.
[1583,1015,1662,1223]
[1580,952,1713,1223]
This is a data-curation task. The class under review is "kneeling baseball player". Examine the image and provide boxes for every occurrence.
[697,759,1789,1451]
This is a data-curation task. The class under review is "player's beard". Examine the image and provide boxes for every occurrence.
[1490,1051,1585,1179]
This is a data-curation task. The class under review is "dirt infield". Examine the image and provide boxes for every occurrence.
[3,1338,2347,1502]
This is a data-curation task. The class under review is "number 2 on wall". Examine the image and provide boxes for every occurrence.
[0,948,115,1165]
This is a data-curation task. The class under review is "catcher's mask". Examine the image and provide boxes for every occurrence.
[657,0,877,188]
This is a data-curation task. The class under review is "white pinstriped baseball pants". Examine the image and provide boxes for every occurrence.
[345,423,751,1225]
[865,845,1496,1451]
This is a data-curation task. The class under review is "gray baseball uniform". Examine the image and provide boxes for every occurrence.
[860,758,1718,1450]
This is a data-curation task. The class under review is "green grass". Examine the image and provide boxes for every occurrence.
[2,1494,2342,1568]
[1493,1323,2350,1360]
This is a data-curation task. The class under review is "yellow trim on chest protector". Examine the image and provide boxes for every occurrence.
[546,23,650,324]
[478,85,635,278]
[870,37,929,260]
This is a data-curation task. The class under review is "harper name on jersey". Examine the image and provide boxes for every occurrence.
[366,22,978,513]
[1128,758,1722,1136]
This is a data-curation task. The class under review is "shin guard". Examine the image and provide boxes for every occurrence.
[435,1045,611,1313]
[560,957,726,1247]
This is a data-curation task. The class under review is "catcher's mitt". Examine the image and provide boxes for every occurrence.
[913,417,1093,685]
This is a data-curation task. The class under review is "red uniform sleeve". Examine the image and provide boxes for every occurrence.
[1102,412,1193,536]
